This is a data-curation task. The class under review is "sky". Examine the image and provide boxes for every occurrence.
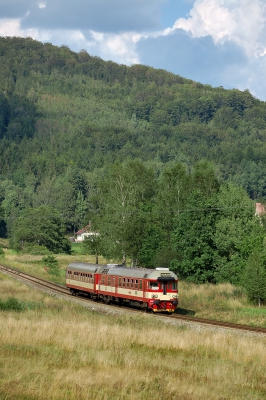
[0,0,266,101]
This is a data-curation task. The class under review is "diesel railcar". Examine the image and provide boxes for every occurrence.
[66,262,178,312]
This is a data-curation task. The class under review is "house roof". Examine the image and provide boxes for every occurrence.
[76,224,91,235]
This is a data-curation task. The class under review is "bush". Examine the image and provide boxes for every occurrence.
[23,245,51,255]
[0,247,4,256]
[42,255,60,276]
[0,297,25,311]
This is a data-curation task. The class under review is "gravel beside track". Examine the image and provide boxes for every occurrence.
[1,263,266,339]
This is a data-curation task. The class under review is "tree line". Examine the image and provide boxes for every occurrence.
[3,159,265,303]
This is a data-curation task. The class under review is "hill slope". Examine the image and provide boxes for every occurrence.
[1,37,266,194]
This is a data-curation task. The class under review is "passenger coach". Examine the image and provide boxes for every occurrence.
[66,262,178,313]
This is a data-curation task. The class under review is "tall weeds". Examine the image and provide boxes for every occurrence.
[0,275,266,399]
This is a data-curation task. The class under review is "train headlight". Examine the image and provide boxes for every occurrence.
[152,294,158,298]
[172,295,178,299]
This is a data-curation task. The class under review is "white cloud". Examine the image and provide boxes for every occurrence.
[0,19,21,36]
[0,18,40,38]
[38,3,46,9]
[173,0,266,57]
[91,32,140,64]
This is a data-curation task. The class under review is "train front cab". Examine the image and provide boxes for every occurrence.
[147,276,178,313]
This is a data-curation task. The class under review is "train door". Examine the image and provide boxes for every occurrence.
[162,282,167,295]
[111,276,117,294]
[143,279,147,299]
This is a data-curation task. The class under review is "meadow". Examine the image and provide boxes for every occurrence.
[0,273,266,400]
[0,240,265,328]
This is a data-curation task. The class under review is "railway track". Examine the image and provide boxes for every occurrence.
[1,263,266,336]
[0,263,69,296]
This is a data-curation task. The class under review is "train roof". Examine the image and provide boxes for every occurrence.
[66,262,177,280]
[66,262,100,273]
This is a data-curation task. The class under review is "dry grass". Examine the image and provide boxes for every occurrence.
[0,275,266,400]
[1,245,266,327]
[180,281,266,326]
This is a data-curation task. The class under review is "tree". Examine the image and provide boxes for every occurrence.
[12,206,71,253]
[0,206,7,238]
[95,160,155,264]
[81,234,102,264]
[170,161,220,282]
[242,251,266,306]
[214,183,264,284]
[171,190,218,283]
[152,163,188,268]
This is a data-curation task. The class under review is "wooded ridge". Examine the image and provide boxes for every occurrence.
[1,37,266,293]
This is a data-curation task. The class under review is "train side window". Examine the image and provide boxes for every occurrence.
[126,279,130,288]
[139,280,142,290]
[118,277,122,287]
[131,279,134,288]
[135,279,138,289]
[172,281,177,290]
[122,278,125,287]
[101,275,105,285]
[108,276,111,286]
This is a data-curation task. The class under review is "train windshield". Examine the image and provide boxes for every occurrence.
[158,280,177,294]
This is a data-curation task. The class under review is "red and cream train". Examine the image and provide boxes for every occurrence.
[66,262,178,313]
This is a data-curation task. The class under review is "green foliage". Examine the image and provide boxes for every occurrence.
[12,206,71,254]
[94,160,155,264]
[42,255,60,276]
[171,191,218,283]
[81,235,102,264]
[1,37,266,285]
[23,244,51,255]
[213,183,264,284]
[0,297,25,312]
[242,251,266,306]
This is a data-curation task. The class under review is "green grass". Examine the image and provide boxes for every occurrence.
[239,308,266,317]
[70,242,83,254]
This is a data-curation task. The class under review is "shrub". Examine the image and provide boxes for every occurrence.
[42,255,60,276]
[0,297,25,311]
[23,245,51,255]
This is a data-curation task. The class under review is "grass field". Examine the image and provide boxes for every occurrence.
[0,274,266,400]
[0,240,265,327]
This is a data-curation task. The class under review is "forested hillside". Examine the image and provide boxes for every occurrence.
[1,37,266,291]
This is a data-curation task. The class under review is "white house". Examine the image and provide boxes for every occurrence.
[75,224,99,242]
